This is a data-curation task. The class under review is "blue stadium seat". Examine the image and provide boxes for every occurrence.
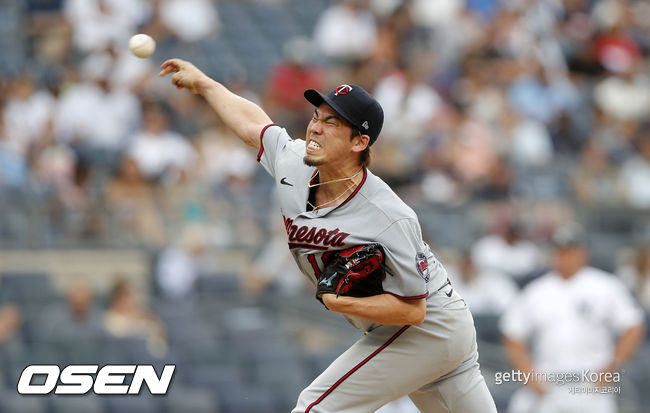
[196,272,242,296]
[473,314,502,344]
[218,385,276,413]
[105,394,159,413]
[0,272,57,304]
[249,350,307,411]
[49,394,105,413]
[172,334,225,368]
[0,394,47,413]
[164,386,219,413]
[104,336,151,364]
[302,350,341,382]
[187,365,244,391]
[224,326,289,357]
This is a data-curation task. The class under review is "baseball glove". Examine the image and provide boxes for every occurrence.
[316,243,386,303]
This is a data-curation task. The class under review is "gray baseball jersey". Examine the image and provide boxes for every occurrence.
[258,124,447,330]
[257,124,496,412]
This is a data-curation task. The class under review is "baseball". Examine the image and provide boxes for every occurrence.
[129,34,156,58]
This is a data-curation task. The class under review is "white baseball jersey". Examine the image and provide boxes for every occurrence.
[500,266,644,373]
[257,124,448,331]
[500,266,644,413]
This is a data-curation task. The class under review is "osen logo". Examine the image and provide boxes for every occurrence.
[17,364,175,395]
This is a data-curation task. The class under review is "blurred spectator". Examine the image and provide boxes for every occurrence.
[127,103,197,184]
[502,110,553,168]
[3,75,56,156]
[104,278,168,357]
[264,36,326,137]
[54,52,141,168]
[448,108,500,187]
[591,1,641,75]
[617,246,650,312]
[409,0,464,30]
[448,251,518,315]
[157,0,220,43]
[371,49,442,181]
[571,140,619,206]
[591,2,648,123]
[472,157,512,201]
[26,0,71,64]
[506,63,566,126]
[471,220,544,284]
[109,46,156,92]
[593,63,650,123]
[242,215,311,298]
[500,223,645,413]
[31,120,79,198]
[35,117,111,239]
[618,134,650,209]
[63,0,150,53]
[374,49,442,143]
[455,55,507,126]
[156,223,214,299]
[0,115,28,188]
[194,121,257,188]
[45,282,104,340]
[313,0,378,63]
[66,282,99,323]
[0,305,22,345]
[104,156,167,246]
[588,110,636,163]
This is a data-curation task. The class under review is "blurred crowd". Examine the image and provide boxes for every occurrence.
[1,0,649,305]
[0,1,648,222]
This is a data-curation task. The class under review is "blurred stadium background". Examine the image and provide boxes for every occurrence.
[0,0,650,412]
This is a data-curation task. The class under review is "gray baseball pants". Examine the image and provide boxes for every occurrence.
[293,290,497,413]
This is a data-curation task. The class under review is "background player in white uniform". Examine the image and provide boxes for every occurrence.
[500,224,646,413]
[161,58,497,413]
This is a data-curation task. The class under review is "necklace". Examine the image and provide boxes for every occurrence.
[308,169,363,188]
[307,182,355,211]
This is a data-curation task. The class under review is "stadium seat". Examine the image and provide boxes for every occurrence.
[196,272,242,296]
[218,385,276,413]
[105,394,159,413]
[154,298,200,324]
[0,272,57,304]
[249,351,307,411]
[104,336,151,364]
[473,314,502,344]
[302,351,341,382]
[49,394,105,413]
[164,386,219,413]
[173,333,226,368]
[0,394,48,413]
[186,365,245,394]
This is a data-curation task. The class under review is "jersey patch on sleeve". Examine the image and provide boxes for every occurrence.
[415,253,430,282]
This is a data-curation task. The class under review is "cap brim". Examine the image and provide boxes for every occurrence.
[304,89,325,108]
[304,89,359,131]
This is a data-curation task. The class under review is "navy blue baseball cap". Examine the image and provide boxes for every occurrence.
[304,84,384,145]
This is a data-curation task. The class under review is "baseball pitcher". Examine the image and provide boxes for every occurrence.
[161,58,497,413]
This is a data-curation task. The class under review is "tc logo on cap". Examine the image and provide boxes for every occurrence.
[334,84,352,95]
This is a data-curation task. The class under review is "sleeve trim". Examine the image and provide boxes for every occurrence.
[257,123,279,162]
[386,291,429,300]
